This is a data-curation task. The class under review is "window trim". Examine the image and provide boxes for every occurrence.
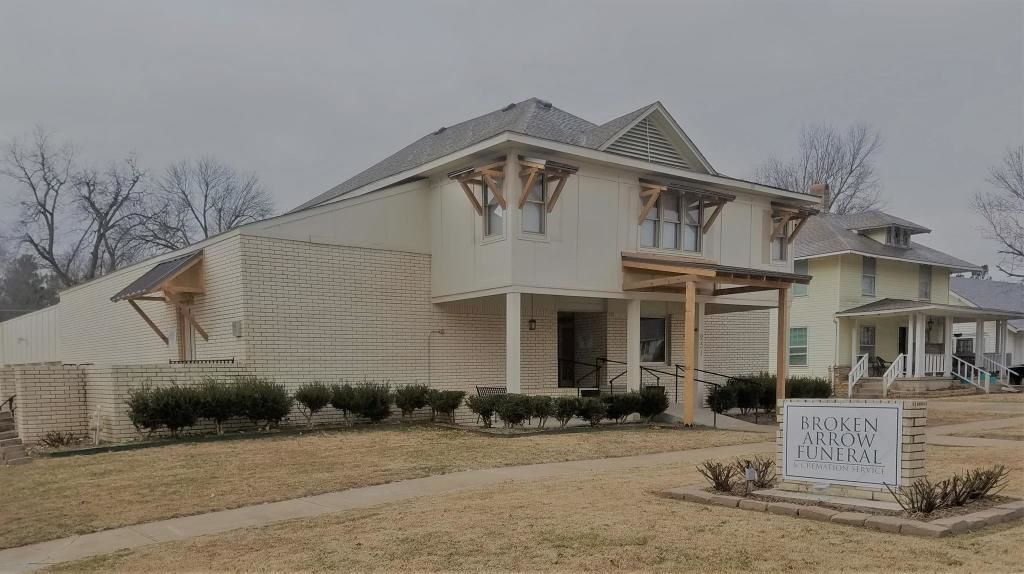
[887,226,910,248]
[638,191,703,254]
[793,260,809,297]
[521,173,546,236]
[639,316,669,365]
[770,217,789,263]
[861,256,877,297]
[482,183,504,239]
[788,327,808,367]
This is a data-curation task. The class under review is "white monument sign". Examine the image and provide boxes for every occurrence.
[783,402,903,487]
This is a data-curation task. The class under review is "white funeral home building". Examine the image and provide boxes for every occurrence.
[766,209,1023,397]
[1,98,821,443]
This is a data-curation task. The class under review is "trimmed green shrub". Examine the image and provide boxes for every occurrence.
[555,396,580,428]
[294,381,333,428]
[637,386,669,422]
[575,397,607,427]
[730,379,761,415]
[602,392,641,423]
[197,378,239,435]
[149,385,201,437]
[126,384,160,434]
[705,384,736,414]
[330,383,356,420]
[466,394,501,428]
[394,384,431,418]
[530,395,555,428]
[495,394,533,428]
[237,377,293,430]
[787,377,832,399]
[351,381,392,422]
[427,389,466,423]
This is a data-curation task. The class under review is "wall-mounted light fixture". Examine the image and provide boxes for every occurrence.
[528,294,536,331]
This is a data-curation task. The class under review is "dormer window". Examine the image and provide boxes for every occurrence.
[887,226,911,248]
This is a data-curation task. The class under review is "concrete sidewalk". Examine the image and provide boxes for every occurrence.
[0,440,774,573]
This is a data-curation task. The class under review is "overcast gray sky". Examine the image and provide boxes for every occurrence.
[1,0,1021,277]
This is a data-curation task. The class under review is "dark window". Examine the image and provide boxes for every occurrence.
[640,317,667,363]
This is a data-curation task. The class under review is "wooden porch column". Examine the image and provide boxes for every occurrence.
[506,292,521,393]
[975,319,985,367]
[625,299,642,391]
[906,314,915,373]
[943,314,953,377]
[913,313,927,377]
[683,281,697,426]
[776,287,789,401]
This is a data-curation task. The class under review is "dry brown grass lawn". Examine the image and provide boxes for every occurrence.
[955,425,1024,441]
[50,442,1024,574]
[0,424,766,550]
[932,393,1024,403]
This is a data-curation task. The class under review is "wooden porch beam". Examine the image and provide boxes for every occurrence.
[623,274,706,291]
[621,260,717,277]
[776,287,790,401]
[712,285,778,296]
[683,280,697,426]
[134,295,166,302]
[128,299,168,345]
[712,277,797,289]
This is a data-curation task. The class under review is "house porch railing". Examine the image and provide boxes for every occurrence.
[881,354,906,397]
[848,354,869,398]
[952,355,990,393]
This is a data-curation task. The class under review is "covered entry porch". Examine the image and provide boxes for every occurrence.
[836,299,1024,396]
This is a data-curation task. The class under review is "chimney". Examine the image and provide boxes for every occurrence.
[810,182,830,211]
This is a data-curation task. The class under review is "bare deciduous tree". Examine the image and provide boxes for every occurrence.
[974,145,1024,280]
[1,129,147,287]
[753,122,883,214]
[136,157,273,250]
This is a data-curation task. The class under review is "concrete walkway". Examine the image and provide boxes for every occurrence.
[927,416,1024,447]
[0,441,774,573]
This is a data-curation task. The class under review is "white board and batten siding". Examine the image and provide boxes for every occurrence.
[0,305,61,366]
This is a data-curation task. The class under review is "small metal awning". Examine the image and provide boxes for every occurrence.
[111,251,204,302]
[835,298,1024,322]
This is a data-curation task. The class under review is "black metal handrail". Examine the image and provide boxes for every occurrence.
[1,394,14,419]
[557,358,603,396]
[597,358,680,403]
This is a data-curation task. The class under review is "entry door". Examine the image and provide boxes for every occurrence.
[898,327,908,356]
[558,313,575,386]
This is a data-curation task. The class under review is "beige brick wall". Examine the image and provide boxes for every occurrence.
[704,309,770,377]
[59,235,245,365]
[13,365,89,443]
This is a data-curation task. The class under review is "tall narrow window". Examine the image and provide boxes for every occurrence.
[522,174,545,234]
[861,256,876,296]
[793,260,809,297]
[661,192,680,249]
[770,218,788,261]
[683,195,702,252]
[789,327,808,366]
[483,184,503,238]
[918,264,932,300]
[639,317,667,363]
[859,325,876,359]
[640,200,658,248]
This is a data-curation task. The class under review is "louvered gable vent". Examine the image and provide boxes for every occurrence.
[606,117,690,170]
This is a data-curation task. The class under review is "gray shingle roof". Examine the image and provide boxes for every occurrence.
[292,98,660,212]
[795,213,979,271]
[950,278,1024,331]
[830,210,930,234]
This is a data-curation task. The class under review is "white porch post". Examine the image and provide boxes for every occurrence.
[625,298,642,392]
[505,292,521,393]
[906,314,915,376]
[997,320,1008,382]
[975,319,985,367]
[913,313,927,377]
[850,319,859,368]
[943,314,953,377]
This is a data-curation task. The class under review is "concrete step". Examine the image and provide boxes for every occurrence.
[0,411,13,422]
[0,437,21,447]
[0,422,13,432]
[0,430,16,441]
[1,445,26,460]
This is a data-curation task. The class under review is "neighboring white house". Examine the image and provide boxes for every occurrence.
[949,278,1024,369]
[766,209,1023,396]
[0,97,819,442]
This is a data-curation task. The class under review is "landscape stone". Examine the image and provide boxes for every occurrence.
[900,521,950,538]
[766,502,801,517]
[797,506,839,522]
[738,499,768,512]
[864,515,907,533]
[830,512,871,526]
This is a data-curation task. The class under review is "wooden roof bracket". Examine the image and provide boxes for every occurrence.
[449,160,507,215]
[788,214,810,244]
[169,298,209,341]
[128,299,168,345]
[517,158,576,213]
[637,183,665,224]
[702,200,726,233]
